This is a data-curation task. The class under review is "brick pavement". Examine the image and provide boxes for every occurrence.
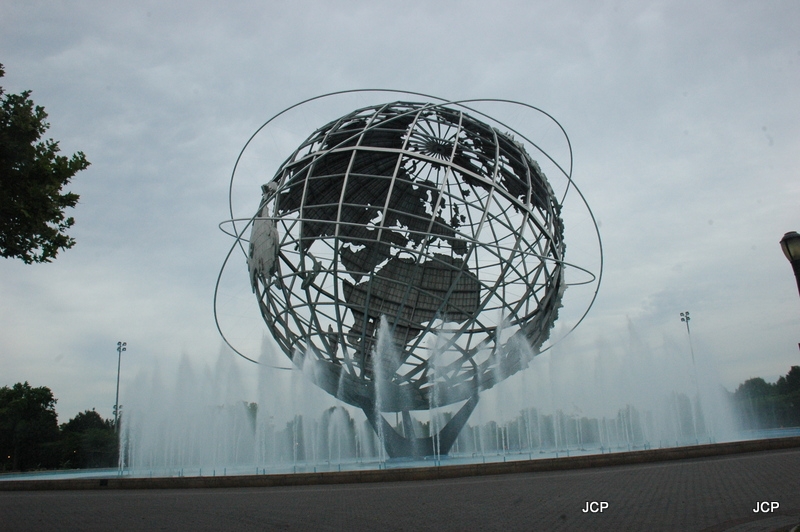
[1,448,799,531]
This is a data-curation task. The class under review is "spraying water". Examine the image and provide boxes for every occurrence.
[120,318,738,477]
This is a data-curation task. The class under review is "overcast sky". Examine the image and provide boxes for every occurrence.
[1,1,798,423]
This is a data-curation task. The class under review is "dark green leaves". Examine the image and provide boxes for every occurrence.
[0,62,89,263]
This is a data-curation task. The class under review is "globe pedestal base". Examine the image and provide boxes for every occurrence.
[363,393,480,459]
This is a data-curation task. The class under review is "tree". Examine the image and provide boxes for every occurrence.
[734,377,775,400]
[776,366,800,397]
[0,382,60,471]
[60,409,112,434]
[0,62,89,263]
[732,377,776,430]
[775,366,800,427]
[60,410,117,469]
[732,369,800,430]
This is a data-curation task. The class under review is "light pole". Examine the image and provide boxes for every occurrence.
[780,231,800,298]
[680,312,696,365]
[680,311,702,443]
[114,341,126,433]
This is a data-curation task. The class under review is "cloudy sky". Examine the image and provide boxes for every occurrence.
[1,1,798,423]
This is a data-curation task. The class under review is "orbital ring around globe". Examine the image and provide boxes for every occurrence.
[214,89,603,415]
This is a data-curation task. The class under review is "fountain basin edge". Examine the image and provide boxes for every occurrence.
[2,435,800,491]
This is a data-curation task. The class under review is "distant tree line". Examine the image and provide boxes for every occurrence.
[731,366,800,430]
[0,382,117,472]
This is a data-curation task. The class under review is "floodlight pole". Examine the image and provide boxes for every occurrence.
[680,311,696,366]
[114,341,127,433]
[680,311,702,443]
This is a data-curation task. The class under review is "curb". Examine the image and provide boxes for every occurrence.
[3,436,800,491]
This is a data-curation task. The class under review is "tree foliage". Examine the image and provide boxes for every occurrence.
[0,62,89,263]
[60,410,117,469]
[733,367,800,430]
[0,384,119,471]
[0,382,60,471]
[776,366,800,398]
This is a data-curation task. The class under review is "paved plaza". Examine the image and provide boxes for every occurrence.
[2,447,799,531]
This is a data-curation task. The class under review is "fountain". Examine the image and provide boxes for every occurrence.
[118,91,734,477]
[119,320,737,477]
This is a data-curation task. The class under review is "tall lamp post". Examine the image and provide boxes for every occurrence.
[114,341,126,433]
[780,231,800,298]
[680,311,696,365]
[680,311,703,443]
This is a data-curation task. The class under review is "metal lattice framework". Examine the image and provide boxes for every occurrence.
[245,101,566,416]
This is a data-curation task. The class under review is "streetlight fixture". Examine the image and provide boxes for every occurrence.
[114,341,126,433]
[780,231,800,297]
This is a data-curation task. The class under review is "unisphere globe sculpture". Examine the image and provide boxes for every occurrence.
[243,101,568,457]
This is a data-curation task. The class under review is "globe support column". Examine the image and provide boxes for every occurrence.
[363,393,480,459]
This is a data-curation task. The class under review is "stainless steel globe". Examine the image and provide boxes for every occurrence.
[246,101,566,443]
